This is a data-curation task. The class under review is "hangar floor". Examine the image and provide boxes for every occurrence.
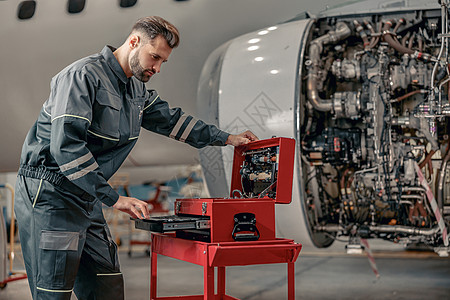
[1,238,450,300]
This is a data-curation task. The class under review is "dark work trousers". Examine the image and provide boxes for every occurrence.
[14,175,124,300]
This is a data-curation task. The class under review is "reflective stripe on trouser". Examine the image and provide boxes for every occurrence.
[14,175,124,300]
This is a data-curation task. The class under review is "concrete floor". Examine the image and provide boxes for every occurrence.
[1,238,450,300]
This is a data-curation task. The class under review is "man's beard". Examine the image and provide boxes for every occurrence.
[130,51,152,83]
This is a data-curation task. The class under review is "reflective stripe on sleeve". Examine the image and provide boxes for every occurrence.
[87,130,120,142]
[169,115,188,140]
[66,161,99,181]
[179,117,198,142]
[60,153,94,173]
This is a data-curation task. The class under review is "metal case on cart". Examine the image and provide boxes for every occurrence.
[175,137,295,242]
[135,137,295,242]
[135,137,295,243]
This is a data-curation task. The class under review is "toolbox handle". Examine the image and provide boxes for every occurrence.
[232,213,260,241]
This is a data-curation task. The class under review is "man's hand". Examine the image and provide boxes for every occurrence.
[113,196,150,219]
[226,130,259,146]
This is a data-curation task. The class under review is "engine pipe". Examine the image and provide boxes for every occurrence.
[383,20,414,55]
[382,20,434,62]
[353,20,369,50]
[392,18,405,35]
[437,146,450,211]
[315,224,440,235]
[307,21,351,112]
[408,32,416,50]
[401,31,411,47]
[364,20,380,50]
[431,0,449,90]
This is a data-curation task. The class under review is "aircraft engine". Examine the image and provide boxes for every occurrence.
[197,0,450,255]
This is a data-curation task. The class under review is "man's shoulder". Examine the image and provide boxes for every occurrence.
[55,51,107,81]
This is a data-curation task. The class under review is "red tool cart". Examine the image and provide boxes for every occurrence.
[0,183,27,289]
[134,137,302,300]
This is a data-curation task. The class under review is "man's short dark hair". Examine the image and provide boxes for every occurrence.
[131,16,180,48]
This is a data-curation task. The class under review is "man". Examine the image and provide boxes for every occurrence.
[15,16,258,300]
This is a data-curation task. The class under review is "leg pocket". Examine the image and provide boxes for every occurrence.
[38,231,80,289]
[103,225,119,271]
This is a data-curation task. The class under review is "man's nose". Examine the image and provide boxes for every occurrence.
[154,62,162,73]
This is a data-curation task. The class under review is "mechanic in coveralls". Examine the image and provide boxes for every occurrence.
[15,16,258,300]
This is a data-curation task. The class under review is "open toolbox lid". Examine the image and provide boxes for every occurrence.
[229,137,295,204]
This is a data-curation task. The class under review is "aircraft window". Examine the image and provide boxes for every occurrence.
[67,0,85,14]
[17,0,36,20]
[119,0,138,8]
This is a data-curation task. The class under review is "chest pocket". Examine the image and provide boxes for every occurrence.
[89,88,121,142]
[129,97,145,139]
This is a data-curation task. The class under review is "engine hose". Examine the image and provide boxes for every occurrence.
[419,149,435,169]
[364,20,378,50]
[366,20,381,50]
[307,21,351,112]
[353,20,370,49]
[392,18,405,35]
[417,32,424,52]
[383,23,434,61]
[401,31,411,47]
[408,32,416,50]
[431,0,449,90]
[437,146,450,210]
[391,89,427,102]
[382,21,414,55]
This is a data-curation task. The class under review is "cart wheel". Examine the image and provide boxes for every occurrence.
[0,282,7,289]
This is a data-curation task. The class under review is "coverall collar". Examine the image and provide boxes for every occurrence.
[102,45,129,84]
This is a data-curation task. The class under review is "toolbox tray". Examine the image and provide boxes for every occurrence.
[133,215,210,233]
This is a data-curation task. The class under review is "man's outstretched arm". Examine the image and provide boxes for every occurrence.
[225,130,259,146]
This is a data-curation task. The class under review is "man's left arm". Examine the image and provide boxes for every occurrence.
[141,90,258,148]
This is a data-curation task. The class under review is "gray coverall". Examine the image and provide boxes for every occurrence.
[14,45,229,300]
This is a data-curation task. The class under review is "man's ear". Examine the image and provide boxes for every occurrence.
[128,35,140,49]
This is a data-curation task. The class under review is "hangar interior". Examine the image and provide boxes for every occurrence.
[1,0,450,299]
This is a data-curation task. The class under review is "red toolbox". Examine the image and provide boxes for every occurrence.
[134,137,302,300]
[174,137,295,242]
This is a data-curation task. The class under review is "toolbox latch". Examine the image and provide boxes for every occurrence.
[232,213,260,241]
[175,201,181,214]
[202,202,207,216]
